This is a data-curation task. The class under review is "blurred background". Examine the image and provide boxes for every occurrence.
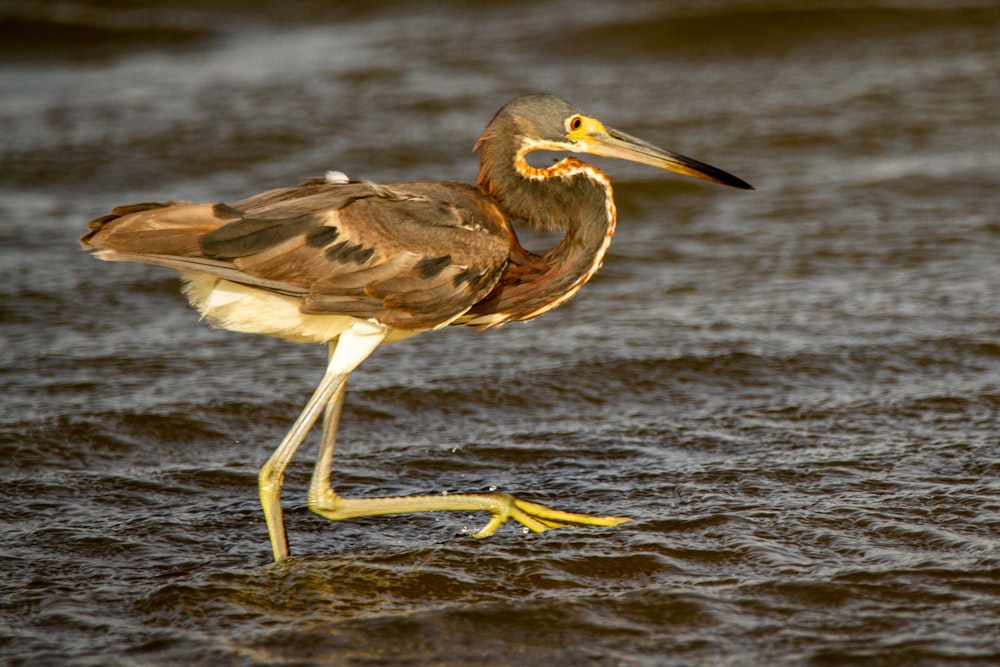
[2,1,998,665]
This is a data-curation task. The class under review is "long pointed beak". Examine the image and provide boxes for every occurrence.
[579,125,754,190]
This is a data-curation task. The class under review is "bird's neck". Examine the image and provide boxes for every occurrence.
[468,143,617,325]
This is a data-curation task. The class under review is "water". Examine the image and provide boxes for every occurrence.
[2,1,999,665]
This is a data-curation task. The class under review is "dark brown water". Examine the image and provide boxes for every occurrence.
[3,2,999,665]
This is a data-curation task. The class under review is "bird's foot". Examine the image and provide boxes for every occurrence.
[471,493,632,537]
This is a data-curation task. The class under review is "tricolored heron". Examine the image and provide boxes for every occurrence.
[82,94,752,562]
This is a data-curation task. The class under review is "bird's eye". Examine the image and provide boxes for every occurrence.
[569,116,583,131]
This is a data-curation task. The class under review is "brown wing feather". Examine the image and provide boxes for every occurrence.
[81,202,239,256]
[82,180,512,331]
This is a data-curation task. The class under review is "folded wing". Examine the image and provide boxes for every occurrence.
[82,179,513,330]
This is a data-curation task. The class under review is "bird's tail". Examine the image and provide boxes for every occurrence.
[80,201,239,260]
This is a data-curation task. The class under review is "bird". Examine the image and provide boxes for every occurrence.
[82,94,753,562]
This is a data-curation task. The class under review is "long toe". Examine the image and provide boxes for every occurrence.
[473,493,632,537]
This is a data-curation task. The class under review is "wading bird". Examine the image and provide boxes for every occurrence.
[82,94,752,562]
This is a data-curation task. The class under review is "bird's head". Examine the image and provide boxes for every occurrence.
[479,93,753,190]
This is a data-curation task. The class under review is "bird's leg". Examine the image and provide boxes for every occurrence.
[308,485,632,537]
[259,321,386,562]
[305,367,632,538]
[258,368,344,562]
[305,363,346,515]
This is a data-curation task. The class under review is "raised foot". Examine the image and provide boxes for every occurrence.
[307,488,632,537]
[472,493,633,537]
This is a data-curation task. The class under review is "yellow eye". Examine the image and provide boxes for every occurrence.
[569,116,583,131]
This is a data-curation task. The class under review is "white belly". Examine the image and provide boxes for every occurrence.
[180,273,418,345]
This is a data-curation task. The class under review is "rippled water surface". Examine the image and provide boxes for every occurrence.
[2,1,999,665]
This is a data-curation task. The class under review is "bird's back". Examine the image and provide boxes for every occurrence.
[82,178,514,340]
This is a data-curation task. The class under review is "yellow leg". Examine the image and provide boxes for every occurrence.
[262,322,632,563]
[258,367,347,562]
[259,321,386,562]
[305,370,632,538]
[307,486,633,536]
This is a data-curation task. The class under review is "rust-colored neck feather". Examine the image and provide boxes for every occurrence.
[466,130,618,326]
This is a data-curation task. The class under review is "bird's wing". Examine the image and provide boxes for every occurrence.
[83,180,512,330]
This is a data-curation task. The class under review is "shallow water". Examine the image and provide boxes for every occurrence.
[2,1,999,665]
